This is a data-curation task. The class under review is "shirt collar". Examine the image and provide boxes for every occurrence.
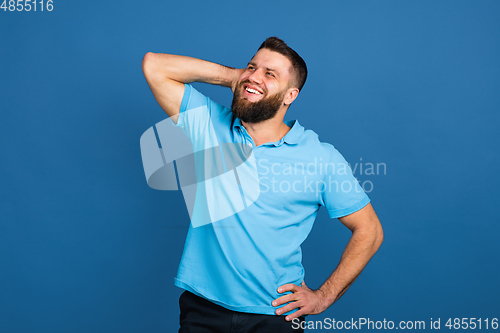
[233,117,304,146]
[282,119,304,145]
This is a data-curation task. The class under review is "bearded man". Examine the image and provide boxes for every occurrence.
[142,37,383,333]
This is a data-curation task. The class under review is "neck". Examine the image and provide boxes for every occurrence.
[241,114,291,147]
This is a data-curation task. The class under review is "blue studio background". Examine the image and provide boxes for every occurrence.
[1,1,499,332]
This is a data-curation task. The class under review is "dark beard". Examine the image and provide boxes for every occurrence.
[231,84,286,124]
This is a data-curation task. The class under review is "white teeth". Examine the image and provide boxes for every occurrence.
[245,87,262,95]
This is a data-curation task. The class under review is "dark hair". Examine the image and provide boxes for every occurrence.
[258,37,308,91]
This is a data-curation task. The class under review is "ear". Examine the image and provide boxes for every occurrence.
[283,87,300,106]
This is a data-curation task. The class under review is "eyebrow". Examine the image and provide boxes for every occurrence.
[247,62,279,76]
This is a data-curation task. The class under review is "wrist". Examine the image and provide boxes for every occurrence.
[229,68,245,92]
[317,286,338,308]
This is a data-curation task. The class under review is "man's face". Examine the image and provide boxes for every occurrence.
[231,49,294,123]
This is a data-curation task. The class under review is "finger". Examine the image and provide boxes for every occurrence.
[277,284,299,293]
[285,308,307,322]
[272,293,297,307]
[275,301,302,316]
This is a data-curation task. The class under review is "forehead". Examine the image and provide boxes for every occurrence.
[249,48,293,76]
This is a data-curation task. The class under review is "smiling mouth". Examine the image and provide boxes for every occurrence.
[245,87,263,95]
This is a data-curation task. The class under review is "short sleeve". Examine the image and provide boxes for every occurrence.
[319,145,370,218]
[173,83,224,144]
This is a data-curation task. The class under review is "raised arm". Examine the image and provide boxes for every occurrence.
[141,52,243,123]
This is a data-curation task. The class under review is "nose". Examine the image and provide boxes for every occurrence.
[248,69,264,84]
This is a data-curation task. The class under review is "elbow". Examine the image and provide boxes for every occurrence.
[361,219,384,252]
[374,221,384,251]
[352,220,384,254]
[142,52,157,77]
[142,52,175,83]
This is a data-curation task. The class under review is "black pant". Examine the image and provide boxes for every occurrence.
[179,291,305,333]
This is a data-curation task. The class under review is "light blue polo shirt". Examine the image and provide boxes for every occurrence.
[172,84,370,315]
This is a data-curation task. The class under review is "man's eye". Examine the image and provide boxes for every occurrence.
[266,72,275,77]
